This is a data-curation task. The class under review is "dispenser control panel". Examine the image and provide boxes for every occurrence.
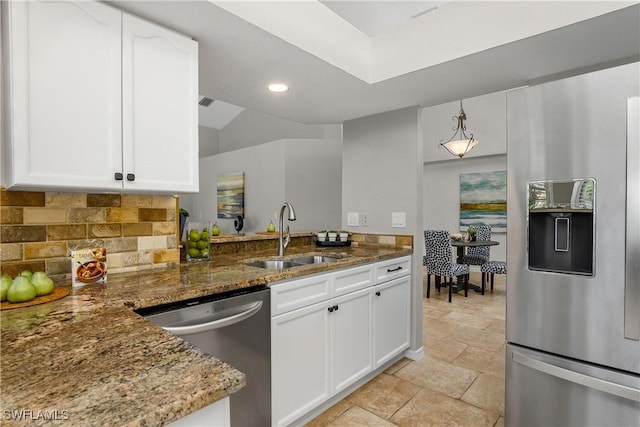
[527,178,595,276]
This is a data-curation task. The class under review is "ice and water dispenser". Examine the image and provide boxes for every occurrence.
[527,178,595,276]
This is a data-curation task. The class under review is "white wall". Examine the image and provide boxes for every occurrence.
[342,106,424,357]
[423,155,507,263]
[198,125,220,158]
[184,138,341,235]
[285,140,342,231]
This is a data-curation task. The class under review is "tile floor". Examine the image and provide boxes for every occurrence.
[306,269,506,427]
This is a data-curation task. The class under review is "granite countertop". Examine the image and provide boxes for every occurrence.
[1,241,411,426]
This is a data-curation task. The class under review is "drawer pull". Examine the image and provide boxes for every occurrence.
[387,266,403,273]
[328,304,339,313]
[375,291,381,296]
[114,172,123,181]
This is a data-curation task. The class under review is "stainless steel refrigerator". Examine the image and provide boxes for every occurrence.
[506,62,640,426]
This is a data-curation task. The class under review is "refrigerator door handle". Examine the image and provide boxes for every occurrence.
[512,351,640,402]
[626,96,640,341]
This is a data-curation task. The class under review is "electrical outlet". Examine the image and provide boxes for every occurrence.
[362,212,369,226]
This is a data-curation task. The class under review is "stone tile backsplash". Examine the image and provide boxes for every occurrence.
[0,188,179,278]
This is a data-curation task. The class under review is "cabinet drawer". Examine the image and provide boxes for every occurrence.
[374,256,411,284]
[270,273,332,316]
[332,264,373,297]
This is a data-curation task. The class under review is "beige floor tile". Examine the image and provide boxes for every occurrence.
[390,388,499,427]
[485,319,506,334]
[422,317,461,340]
[305,400,352,427]
[326,406,397,426]
[423,336,468,362]
[452,346,505,379]
[440,311,495,330]
[461,373,505,414]
[394,356,477,399]
[346,373,420,419]
[448,324,506,352]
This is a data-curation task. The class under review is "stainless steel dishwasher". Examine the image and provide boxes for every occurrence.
[136,285,271,427]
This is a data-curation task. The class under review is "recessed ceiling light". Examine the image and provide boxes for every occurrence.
[267,83,289,93]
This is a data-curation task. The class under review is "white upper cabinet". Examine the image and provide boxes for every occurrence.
[122,14,198,193]
[2,0,199,193]
[2,0,123,190]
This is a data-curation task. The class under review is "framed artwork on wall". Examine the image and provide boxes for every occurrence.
[217,172,244,219]
[460,170,507,232]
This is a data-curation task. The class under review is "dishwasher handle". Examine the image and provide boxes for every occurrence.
[162,301,263,336]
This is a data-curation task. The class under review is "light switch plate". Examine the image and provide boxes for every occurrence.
[347,212,359,227]
[392,212,406,228]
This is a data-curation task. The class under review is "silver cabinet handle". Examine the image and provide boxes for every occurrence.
[625,96,640,341]
[161,301,263,336]
[512,351,640,402]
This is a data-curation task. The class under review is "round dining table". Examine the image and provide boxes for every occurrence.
[450,239,500,292]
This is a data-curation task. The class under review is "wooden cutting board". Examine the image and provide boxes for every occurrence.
[1,287,70,310]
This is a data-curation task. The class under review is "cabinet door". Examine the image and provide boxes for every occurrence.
[4,0,122,190]
[331,287,373,393]
[271,302,331,427]
[122,14,199,193]
[373,275,411,368]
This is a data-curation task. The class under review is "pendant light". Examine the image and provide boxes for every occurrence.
[439,100,478,158]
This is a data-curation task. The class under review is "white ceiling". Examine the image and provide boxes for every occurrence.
[109,1,640,125]
[319,1,452,36]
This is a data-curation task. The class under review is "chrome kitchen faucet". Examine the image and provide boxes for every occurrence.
[277,202,297,257]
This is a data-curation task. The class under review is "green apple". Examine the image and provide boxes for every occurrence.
[189,229,201,241]
[200,230,210,241]
[267,221,276,232]
[19,270,33,280]
[31,271,55,296]
[7,276,37,303]
[1,275,13,302]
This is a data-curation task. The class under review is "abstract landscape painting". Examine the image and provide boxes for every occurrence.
[217,172,244,219]
[460,170,507,232]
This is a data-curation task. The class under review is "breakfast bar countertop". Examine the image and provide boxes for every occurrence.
[0,242,412,427]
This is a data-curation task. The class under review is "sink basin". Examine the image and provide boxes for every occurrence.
[246,255,339,270]
[291,255,339,265]
[246,260,300,270]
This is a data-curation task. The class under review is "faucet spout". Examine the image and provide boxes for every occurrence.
[278,202,297,257]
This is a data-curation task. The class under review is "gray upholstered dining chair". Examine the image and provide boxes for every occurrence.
[423,230,470,303]
[481,260,506,295]
[461,225,491,266]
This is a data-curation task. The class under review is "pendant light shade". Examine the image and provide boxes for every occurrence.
[439,100,478,158]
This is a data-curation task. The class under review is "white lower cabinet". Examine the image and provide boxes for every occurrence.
[271,299,332,427]
[373,275,411,368]
[271,256,411,427]
[330,288,373,394]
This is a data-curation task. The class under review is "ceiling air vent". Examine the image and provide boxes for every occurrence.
[199,97,214,107]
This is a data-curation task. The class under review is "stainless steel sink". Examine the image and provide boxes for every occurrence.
[245,260,300,270]
[291,255,339,265]
[245,255,339,270]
